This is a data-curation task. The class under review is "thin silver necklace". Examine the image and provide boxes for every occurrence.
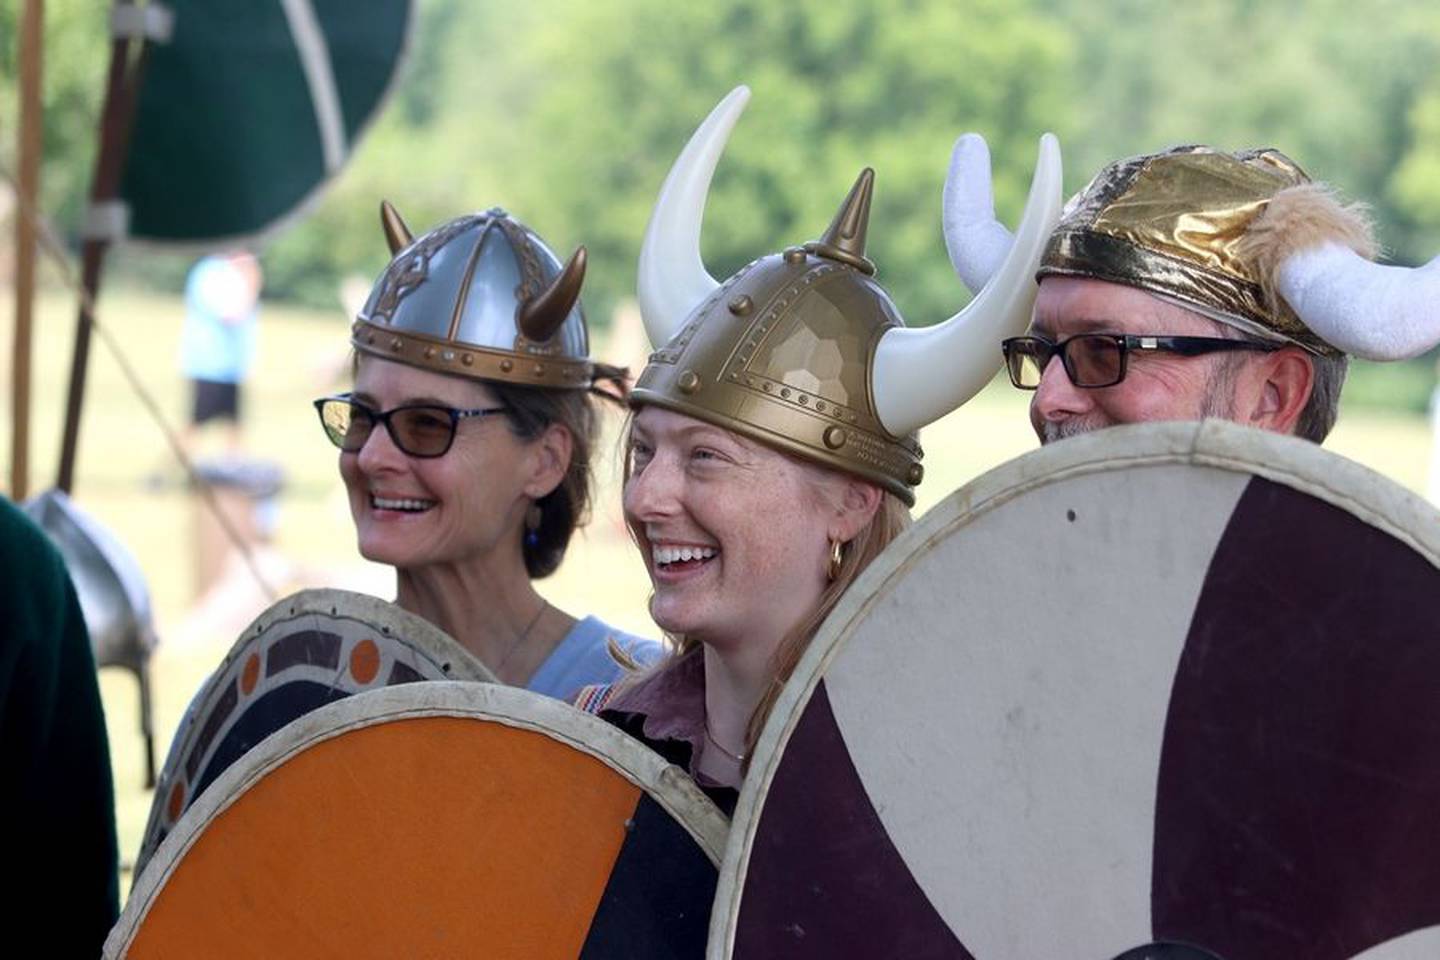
[704,722,747,764]
[496,599,549,673]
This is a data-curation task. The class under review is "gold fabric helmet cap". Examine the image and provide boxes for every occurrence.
[352,203,596,389]
[634,86,1063,505]
[1034,144,1438,360]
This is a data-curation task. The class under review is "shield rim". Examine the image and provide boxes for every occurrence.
[134,587,494,874]
[707,417,1440,959]
[109,681,730,957]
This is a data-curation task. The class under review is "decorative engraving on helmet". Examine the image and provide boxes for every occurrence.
[651,316,704,366]
[366,217,475,326]
[493,213,561,357]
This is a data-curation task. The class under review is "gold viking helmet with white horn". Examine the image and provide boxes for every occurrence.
[351,202,596,388]
[1034,143,1440,362]
[633,86,1063,505]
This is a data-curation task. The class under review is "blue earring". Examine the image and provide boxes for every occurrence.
[525,503,542,547]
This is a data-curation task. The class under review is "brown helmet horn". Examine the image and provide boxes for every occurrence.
[380,200,415,255]
[517,246,587,342]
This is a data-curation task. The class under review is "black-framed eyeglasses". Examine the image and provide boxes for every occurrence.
[1001,333,1279,390]
[312,394,509,458]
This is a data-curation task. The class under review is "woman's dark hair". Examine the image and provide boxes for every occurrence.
[485,381,596,578]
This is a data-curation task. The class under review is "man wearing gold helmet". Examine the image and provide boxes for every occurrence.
[575,87,1063,800]
[944,141,1440,444]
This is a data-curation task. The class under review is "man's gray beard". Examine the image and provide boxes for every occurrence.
[1040,418,1103,444]
[1039,371,1239,446]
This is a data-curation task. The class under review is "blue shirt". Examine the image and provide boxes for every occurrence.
[179,255,258,383]
[526,616,662,701]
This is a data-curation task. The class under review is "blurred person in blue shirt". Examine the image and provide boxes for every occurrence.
[180,251,262,456]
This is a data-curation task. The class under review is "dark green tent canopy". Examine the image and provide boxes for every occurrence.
[121,0,411,244]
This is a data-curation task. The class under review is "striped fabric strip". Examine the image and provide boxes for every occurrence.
[573,683,617,715]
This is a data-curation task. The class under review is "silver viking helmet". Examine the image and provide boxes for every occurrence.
[352,203,597,388]
[633,86,1062,504]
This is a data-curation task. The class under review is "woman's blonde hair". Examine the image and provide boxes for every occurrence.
[742,491,909,753]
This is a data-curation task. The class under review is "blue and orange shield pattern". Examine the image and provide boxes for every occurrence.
[109,683,727,958]
[134,589,493,878]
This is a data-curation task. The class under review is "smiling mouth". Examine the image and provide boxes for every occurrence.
[370,495,435,514]
[651,544,718,572]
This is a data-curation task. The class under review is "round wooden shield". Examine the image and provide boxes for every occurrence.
[711,420,1440,960]
[134,588,494,877]
[107,683,728,958]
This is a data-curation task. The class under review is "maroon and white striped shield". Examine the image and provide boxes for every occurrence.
[710,420,1440,960]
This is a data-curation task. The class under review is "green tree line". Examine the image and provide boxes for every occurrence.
[5,0,1440,332]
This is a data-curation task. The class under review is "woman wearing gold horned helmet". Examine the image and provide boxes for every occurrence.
[314,205,660,697]
[574,87,1063,804]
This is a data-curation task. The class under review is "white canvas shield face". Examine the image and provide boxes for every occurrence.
[711,420,1440,960]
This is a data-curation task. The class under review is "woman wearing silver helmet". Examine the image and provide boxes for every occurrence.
[576,88,1062,801]
[315,204,659,697]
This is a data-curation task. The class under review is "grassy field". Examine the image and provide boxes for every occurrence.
[3,284,1436,892]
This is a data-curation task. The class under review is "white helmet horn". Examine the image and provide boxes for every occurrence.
[636,85,751,349]
[873,133,1063,438]
[942,133,1020,294]
[1279,245,1440,361]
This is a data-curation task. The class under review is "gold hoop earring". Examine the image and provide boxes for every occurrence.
[827,538,845,582]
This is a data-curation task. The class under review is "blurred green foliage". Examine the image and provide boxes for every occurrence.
[0,0,107,232]
[4,0,1440,402]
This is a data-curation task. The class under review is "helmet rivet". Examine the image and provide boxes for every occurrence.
[815,401,826,412]
[500,359,514,373]
[728,295,753,316]
[366,334,376,344]
[534,363,546,377]
[442,350,455,361]
[823,426,847,450]
[678,369,701,394]
[783,246,806,264]
[907,463,925,485]
[798,394,808,405]
[462,353,474,366]
[762,382,773,392]
[390,338,403,352]
[424,347,436,359]
[781,388,792,399]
